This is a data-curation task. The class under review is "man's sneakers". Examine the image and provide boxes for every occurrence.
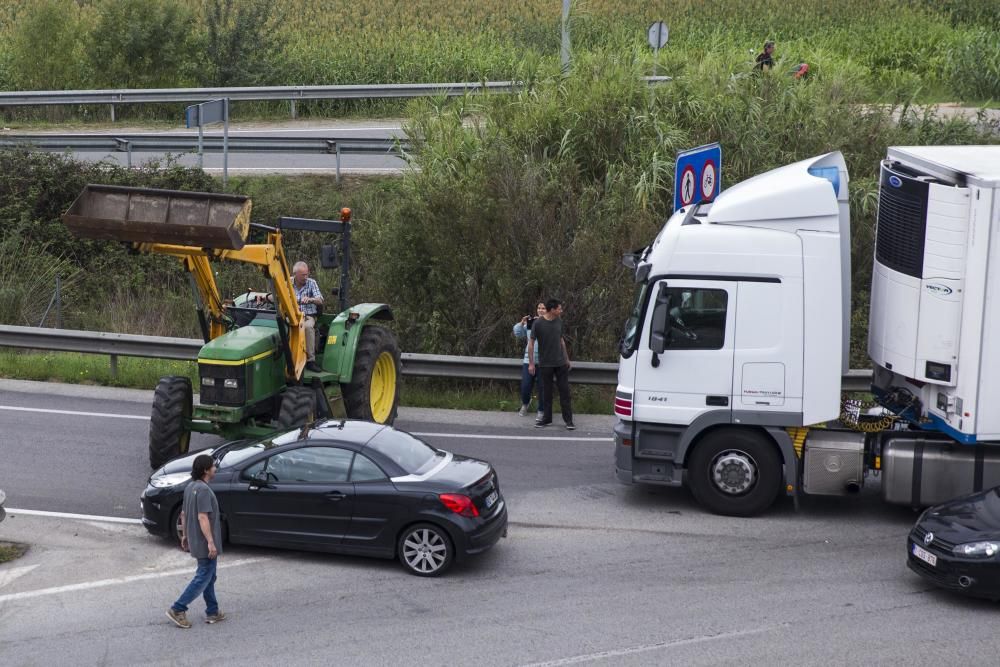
[205,611,227,624]
[518,404,529,417]
[565,423,576,431]
[536,411,544,422]
[305,361,323,373]
[166,609,192,629]
[534,420,551,428]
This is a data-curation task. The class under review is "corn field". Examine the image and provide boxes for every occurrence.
[0,0,997,102]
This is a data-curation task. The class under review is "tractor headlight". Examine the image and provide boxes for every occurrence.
[201,377,215,387]
[953,541,1000,558]
[223,378,239,389]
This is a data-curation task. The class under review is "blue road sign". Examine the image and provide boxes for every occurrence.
[674,142,722,212]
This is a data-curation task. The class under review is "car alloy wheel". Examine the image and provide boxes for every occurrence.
[398,523,453,577]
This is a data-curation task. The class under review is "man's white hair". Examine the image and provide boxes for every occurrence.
[292,261,309,273]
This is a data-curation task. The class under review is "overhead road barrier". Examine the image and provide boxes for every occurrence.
[0,134,408,183]
[0,324,869,390]
[0,77,671,122]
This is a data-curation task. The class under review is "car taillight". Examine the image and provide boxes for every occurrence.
[439,493,479,518]
[614,396,632,417]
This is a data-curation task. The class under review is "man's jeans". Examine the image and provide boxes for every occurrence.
[520,363,546,411]
[172,557,218,615]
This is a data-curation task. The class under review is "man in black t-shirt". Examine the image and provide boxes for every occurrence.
[755,40,775,72]
[528,299,574,430]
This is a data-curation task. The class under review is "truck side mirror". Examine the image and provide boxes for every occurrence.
[649,283,672,354]
[320,244,339,269]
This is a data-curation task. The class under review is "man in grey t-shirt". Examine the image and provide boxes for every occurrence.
[166,454,226,628]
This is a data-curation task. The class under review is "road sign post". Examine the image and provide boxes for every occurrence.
[185,98,230,188]
[673,142,722,212]
[647,22,669,79]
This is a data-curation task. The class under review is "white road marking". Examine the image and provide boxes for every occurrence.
[0,405,149,420]
[0,404,612,441]
[0,564,39,588]
[7,508,142,524]
[520,625,784,666]
[411,432,611,442]
[0,558,265,603]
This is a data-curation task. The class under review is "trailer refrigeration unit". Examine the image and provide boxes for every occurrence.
[614,146,1000,516]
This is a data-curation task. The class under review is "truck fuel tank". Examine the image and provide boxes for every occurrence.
[881,434,1000,507]
[802,431,866,496]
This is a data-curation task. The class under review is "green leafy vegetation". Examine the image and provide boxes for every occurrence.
[0,542,28,564]
[0,0,996,124]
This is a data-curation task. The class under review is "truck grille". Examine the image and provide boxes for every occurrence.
[875,163,928,279]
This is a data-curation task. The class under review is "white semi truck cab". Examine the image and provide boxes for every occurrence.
[614,146,1000,516]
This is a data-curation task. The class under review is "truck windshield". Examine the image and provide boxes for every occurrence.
[619,283,648,358]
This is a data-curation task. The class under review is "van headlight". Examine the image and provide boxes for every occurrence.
[953,541,1000,558]
[149,472,191,489]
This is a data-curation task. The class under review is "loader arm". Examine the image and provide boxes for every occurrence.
[137,233,306,380]
[60,184,307,379]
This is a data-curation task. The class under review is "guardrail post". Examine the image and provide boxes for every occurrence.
[290,99,297,119]
[110,354,118,378]
[335,142,342,185]
[110,104,115,123]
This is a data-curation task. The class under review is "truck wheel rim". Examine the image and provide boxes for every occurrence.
[402,528,447,573]
[370,351,397,422]
[711,450,757,495]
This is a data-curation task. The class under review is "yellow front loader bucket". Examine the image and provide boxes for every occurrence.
[61,184,251,249]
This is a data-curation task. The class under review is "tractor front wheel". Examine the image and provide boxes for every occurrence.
[149,376,192,470]
[343,325,400,424]
[278,386,318,430]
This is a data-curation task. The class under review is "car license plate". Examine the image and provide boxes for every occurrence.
[912,543,937,567]
[485,490,498,509]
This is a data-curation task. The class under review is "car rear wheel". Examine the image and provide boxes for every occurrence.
[397,523,454,577]
[687,428,782,517]
[149,376,192,470]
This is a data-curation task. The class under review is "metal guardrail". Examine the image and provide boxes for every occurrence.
[0,78,672,121]
[0,324,872,390]
[0,133,408,181]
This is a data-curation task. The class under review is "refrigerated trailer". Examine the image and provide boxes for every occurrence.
[614,146,1000,516]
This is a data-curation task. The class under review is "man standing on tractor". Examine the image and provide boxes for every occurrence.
[292,261,324,373]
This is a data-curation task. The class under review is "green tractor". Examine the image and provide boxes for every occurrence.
[62,185,401,468]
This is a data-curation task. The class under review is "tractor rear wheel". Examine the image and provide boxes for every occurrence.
[149,376,192,470]
[342,325,400,424]
[278,386,317,430]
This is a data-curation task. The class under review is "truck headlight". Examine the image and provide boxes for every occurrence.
[224,378,239,389]
[952,541,999,558]
[201,377,215,386]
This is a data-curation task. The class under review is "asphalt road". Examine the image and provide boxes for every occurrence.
[1,380,999,666]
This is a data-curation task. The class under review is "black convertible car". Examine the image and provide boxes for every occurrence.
[907,487,1000,599]
[140,420,507,576]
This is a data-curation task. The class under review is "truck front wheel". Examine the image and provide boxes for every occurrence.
[342,325,400,424]
[687,428,782,517]
[149,376,192,470]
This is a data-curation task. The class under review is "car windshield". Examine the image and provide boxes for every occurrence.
[366,429,441,475]
[216,430,300,469]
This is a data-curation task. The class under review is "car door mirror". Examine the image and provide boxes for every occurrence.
[649,283,672,354]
